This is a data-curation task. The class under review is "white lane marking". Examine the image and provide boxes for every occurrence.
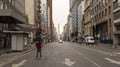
[114,52,120,55]
[74,50,101,67]
[62,58,75,67]
[12,60,27,67]
[105,58,120,65]
[81,46,116,56]
[95,50,116,56]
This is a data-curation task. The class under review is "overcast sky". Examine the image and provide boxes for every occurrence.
[53,0,69,34]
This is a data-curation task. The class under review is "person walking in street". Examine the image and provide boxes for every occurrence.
[35,40,42,59]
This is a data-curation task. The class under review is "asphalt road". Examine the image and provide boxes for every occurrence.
[3,42,120,67]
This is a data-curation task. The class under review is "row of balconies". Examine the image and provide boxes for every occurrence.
[113,0,120,24]
[0,9,27,23]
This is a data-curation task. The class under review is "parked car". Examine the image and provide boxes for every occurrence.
[85,36,95,45]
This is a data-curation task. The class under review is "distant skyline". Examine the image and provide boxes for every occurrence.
[53,0,69,34]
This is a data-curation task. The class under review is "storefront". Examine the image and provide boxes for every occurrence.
[0,32,11,49]
[3,31,30,51]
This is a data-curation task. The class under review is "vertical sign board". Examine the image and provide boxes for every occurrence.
[11,35,17,51]
[17,34,24,51]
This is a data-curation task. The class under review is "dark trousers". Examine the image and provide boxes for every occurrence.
[36,48,42,58]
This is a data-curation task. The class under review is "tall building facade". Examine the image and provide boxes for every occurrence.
[68,13,73,41]
[25,0,36,43]
[0,0,27,48]
[40,0,48,43]
[70,0,83,41]
[41,0,47,33]
[48,0,54,42]
[91,0,113,44]
[113,0,120,46]
[78,0,85,43]
[71,0,77,41]
[63,23,69,41]
[84,0,92,37]
[34,0,41,29]
[34,0,42,41]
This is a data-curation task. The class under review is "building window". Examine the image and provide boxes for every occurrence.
[105,8,107,16]
[102,11,104,17]
[99,2,101,9]
[108,6,111,14]
[109,19,111,27]
[99,13,101,19]
[0,0,3,9]
[0,23,2,30]
[97,5,98,12]
[12,0,14,6]
[9,0,11,3]
[103,0,105,6]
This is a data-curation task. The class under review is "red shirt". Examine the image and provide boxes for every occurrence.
[35,42,42,48]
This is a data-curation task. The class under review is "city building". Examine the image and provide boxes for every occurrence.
[47,6,51,42]
[25,0,36,43]
[63,23,69,41]
[48,0,54,42]
[0,0,28,49]
[53,27,58,41]
[34,0,42,41]
[84,0,92,37]
[70,0,81,42]
[58,24,60,40]
[113,0,120,46]
[69,0,73,41]
[67,12,73,41]
[77,0,85,43]
[69,0,73,9]
[34,0,41,28]
[71,0,77,41]
[39,14,46,43]
[91,0,113,44]
[40,0,48,43]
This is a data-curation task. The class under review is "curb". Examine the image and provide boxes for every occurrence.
[0,48,33,66]
[0,51,11,56]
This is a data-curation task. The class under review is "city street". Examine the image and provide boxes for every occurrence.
[1,42,120,67]
[0,0,120,67]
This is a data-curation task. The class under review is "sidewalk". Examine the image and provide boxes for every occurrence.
[98,44,120,50]
[0,43,39,66]
[81,43,120,50]
[0,47,33,66]
[0,42,36,55]
[0,48,11,55]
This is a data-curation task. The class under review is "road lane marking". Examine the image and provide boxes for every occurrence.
[94,50,116,56]
[62,58,75,67]
[74,50,101,67]
[12,60,27,67]
[81,46,116,56]
[114,52,120,55]
[105,58,120,65]
[0,49,32,67]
